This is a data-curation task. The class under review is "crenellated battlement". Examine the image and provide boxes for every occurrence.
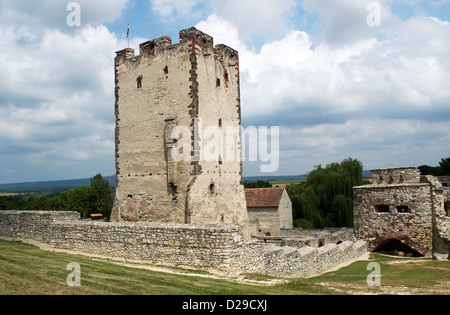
[115,27,239,69]
[370,166,421,185]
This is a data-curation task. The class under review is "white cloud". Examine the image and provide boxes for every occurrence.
[302,0,399,45]
[0,18,124,181]
[0,0,130,30]
[211,0,297,41]
[149,0,205,20]
[276,118,450,174]
[151,0,297,41]
[196,11,450,174]
[1,0,450,183]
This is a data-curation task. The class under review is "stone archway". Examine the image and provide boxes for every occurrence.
[373,238,423,257]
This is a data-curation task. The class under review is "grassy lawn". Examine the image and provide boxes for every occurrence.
[0,240,448,295]
[309,253,450,295]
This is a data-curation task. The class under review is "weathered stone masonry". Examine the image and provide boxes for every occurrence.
[112,27,249,239]
[0,211,367,278]
[0,211,243,268]
[353,167,450,260]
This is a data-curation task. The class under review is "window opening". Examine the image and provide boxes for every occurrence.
[396,205,410,213]
[375,204,390,213]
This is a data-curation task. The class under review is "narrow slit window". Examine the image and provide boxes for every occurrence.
[375,204,390,213]
[169,182,177,196]
[164,66,169,74]
[137,75,143,89]
[445,201,450,216]
[396,205,410,213]
[216,78,221,87]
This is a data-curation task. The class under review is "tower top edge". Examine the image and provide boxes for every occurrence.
[115,27,239,62]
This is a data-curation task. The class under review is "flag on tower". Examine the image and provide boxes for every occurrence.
[127,23,130,38]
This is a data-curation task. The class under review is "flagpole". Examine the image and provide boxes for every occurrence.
[127,23,130,48]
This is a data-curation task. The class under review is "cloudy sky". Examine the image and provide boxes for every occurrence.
[1,0,450,184]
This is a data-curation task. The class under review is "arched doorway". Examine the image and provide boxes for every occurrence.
[373,239,423,257]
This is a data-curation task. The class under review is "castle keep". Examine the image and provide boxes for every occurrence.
[111,28,249,239]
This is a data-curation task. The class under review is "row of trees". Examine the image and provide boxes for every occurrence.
[286,158,365,229]
[244,180,272,189]
[419,157,450,176]
[0,174,114,218]
[3,156,447,227]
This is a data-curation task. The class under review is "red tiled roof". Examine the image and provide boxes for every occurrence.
[244,188,284,208]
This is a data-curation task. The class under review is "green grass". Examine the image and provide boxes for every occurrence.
[0,240,448,295]
[307,253,450,295]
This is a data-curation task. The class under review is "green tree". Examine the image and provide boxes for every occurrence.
[0,196,20,210]
[439,157,450,175]
[89,174,114,218]
[67,186,91,217]
[286,158,364,229]
[244,180,272,188]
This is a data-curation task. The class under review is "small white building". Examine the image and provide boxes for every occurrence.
[245,188,293,237]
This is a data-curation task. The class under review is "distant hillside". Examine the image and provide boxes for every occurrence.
[0,176,116,190]
[0,171,370,190]
[244,170,371,183]
[243,175,307,183]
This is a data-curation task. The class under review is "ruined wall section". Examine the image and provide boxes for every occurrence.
[248,207,281,237]
[279,189,294,231]
[353,183,434,256]
[422,176,450,260]
[0,211,367,278]
[370,167,421,185]
[0,211,241,269]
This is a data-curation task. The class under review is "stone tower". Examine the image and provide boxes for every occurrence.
[111,28,249,239]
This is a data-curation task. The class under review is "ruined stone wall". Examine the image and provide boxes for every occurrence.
[0,211,242,269]
[112,28,249,239]
[0,211,80,243]
[422,176,450,260]
[281,228,354,246]
[248,207,281,237]
[443,187,450,259]
[229,239,367,278]
[279,189,294,231]
[0,211,368,278]
[354,168,450,260]
[353,183,434,256]
[370,167,421,185]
